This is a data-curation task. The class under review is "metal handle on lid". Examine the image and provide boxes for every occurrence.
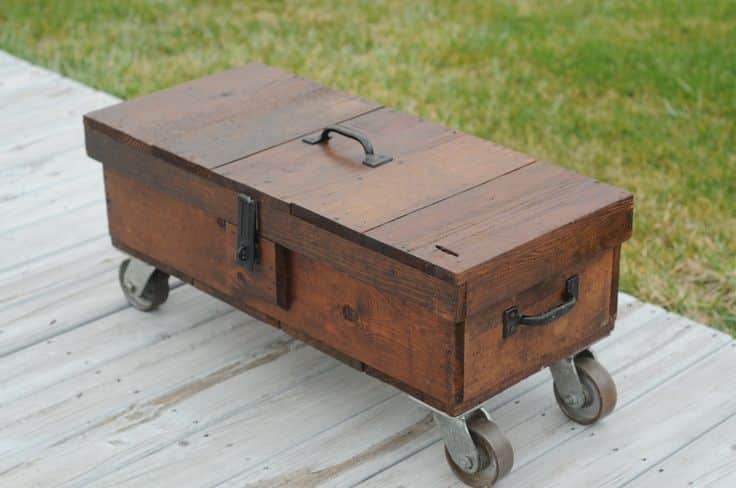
[302,125,393,168]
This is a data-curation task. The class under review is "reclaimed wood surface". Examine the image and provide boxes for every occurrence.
[84,62,633,285]
[2,52,734,487]
[85,62,632,413]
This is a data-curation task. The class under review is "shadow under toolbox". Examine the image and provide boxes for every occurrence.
[84,63,633,487]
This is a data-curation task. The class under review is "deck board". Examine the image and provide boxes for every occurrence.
[0,52,733,488]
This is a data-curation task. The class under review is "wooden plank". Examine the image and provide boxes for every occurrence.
[0,313,334,479]
[216,107,458,200]
[154,86,381,169]
[0,127,86,169]
[0,239,118,308]
[1,84,102,120]
[0,347,334,486]
[627,405,736,487]
[0,90,104,133]
[0,201,107,273]
[0,286,234,404]
[76,365,395,488]
[0,171,102,233]
[85,63,381,169]
[0,235,112,299]
[287,131,534,232]
[368,161,633,282]
[83,64,293,147]
[1,92,113,152]
[0,71,64,103]
[212,394,436,488]
[1,147,99,206]
[0,255,128,357]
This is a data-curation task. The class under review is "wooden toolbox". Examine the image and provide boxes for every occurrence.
[84,63,633,487]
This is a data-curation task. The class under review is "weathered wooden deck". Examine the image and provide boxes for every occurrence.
[1,51,735,488]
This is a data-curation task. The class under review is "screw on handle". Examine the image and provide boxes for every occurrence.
[302,125,393,168]
[502,275,580,338]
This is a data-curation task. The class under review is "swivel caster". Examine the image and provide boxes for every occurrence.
[550,350,617,424]
[434,408,514,487]
[118,258,170,312]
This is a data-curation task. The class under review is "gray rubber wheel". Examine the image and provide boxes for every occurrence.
[553,356,617,425]
[444,415,514,487]
[118,259,169,312]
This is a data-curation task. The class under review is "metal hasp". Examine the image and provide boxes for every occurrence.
[302,124,393,168]
[235,193,258,271]
[502,274,580,338]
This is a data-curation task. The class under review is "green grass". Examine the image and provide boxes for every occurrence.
[1,0,734,332]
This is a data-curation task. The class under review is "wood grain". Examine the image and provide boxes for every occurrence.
[461,249,615,407]
[367,161,633,281]
[216,107,458,199]
[85,63,381,169]
[105,170,459,407]
[86,63,635,414]
[105,170,281,307]
[287,133,535,233]
[89,128,460,319]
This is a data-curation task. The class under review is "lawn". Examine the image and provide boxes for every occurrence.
[1,0,734,332]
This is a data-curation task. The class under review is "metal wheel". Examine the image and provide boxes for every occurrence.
[554,356,617,424]
[118,259,169,312]
[444,415,514,487]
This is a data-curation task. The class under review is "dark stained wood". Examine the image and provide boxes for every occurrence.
[609,245,622,320]
[105,169,458,405]
[86,123,261,220]
[85,63,381,169]
[288,134,535,233]
[274,244,290,310]
[85,64,291,147]
[105,170,282,307]
[462,199,632,315]
[216,107,457,199]
[461,248,616,408]
[217,108,535,235]
[155,87,381,168]
[86,63,636,415]
[367,162,633,283]
[87,126,461,320]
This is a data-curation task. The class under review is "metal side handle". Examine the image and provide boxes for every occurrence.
[502,275,579,338]
[302,125,393,168]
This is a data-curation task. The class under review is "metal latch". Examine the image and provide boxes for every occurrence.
[235,194,258,271]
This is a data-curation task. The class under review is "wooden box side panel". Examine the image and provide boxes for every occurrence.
[460,248,617,411]
[104,169,459,408]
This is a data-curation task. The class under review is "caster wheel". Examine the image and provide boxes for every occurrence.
[118,259,170,312]
[554,356,617,424]
[444,415,514,487]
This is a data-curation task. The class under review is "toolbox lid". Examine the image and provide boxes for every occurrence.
[85,63,633,284]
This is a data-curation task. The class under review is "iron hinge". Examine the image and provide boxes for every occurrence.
[235,194,258,271]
